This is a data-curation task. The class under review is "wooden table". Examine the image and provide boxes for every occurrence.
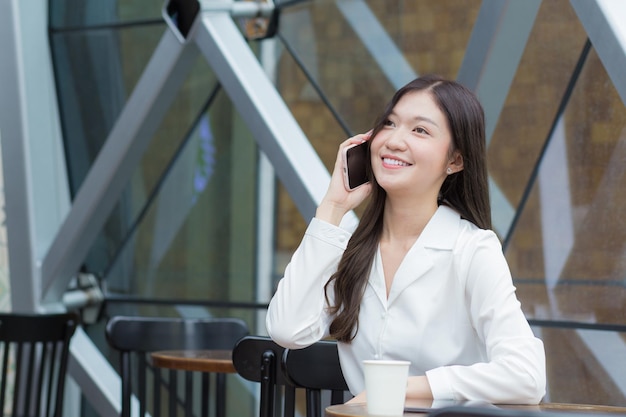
[150,350,236,417]
[325,400,626,417]
[151,349,235,373]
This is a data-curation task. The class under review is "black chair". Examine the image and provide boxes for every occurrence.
[233,336,351,417]
[0,312,79,417]
[281,340,350,417]
[232,335,294,417]
[105,316,249,417]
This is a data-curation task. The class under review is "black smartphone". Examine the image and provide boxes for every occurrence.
[341,141,369,191]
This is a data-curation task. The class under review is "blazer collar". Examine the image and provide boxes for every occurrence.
[369,205,462,306]
[419,204,461,250]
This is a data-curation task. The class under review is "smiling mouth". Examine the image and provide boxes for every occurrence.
[382,157,411,167]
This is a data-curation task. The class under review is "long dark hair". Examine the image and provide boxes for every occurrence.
[324,75,491,342]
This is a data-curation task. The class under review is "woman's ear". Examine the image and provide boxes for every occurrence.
[447,151,464,174]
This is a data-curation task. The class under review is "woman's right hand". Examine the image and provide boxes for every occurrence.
[316,132,373,226]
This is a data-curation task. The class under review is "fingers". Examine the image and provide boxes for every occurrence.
[334,132,372,170]
[341,131,372,148]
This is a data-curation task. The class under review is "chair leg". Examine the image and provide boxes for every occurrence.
[185,371,193,417]
[201,372,210,417]
[169,369,177,417]
[259,350,276,417]
[216,373,226,417]
[283,385,296,417]
[307,390,321,417]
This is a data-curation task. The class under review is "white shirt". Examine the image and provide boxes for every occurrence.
[266,205,546,404]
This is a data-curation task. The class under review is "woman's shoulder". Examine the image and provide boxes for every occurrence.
[449,210,510,285]
[439,206,502,252]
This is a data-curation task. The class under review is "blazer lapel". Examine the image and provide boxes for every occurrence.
[368,249,388,307]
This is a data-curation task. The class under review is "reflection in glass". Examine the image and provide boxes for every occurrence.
[49,0,162,29]
[45,0,626,410]
[278,0,481,136]
[509,47,626,328]
[488,0,588,238]
[105,88,257,310]
[537,326,626,405]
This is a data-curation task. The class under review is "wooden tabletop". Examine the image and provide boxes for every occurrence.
[325,401,626,417]
[150,349,235,373]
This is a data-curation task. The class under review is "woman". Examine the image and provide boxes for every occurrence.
[266,75,546,404]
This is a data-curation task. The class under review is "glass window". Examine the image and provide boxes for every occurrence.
[48,0,626,410]
[508,46,626,327]
[49,0,162,29]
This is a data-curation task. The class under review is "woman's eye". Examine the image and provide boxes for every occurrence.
[414,127,428,134]
[383,119,395,127]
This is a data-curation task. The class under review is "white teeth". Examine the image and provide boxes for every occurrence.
[383,158,410,167]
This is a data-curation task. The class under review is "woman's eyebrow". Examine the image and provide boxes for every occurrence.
[413,115,439,127]
[388,111,439,128]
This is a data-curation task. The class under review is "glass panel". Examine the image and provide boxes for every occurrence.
[50,24,166,195]
[508,46,626,326]
[536,326,626,405]
[367,0,482,78]
[275,0,481,262]
[278,0,481,135]
[487,0,589,238]
[51,21,222,275]
[101,85,260,336]
[47,0,626,411]
[279,0,393,134]
[49,0,162,29]
[105,87,258,312]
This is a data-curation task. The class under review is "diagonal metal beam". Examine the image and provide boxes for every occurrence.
[456,0,508,94]
[570,0,626,106]
[40,28,199,303]
[68,328,123,416]
[456,0,541,238]
[457,0,541,146]
[193,11,358,227]
[335,0,417,90]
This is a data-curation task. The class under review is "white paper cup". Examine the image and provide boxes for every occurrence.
[363,359,410,416]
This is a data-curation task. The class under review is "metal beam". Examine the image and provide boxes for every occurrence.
[68,328,122,417]
[335,0,417,90]
[193,11,358,227]
[0,0,39,311]
[456,0,541,237]
[457,0,541,145]
[570,0,626,106]
[40,28,199,303]
[456,0,507,93]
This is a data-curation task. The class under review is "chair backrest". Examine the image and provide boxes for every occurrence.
[232,335,293,417]
[281,340,350,417]
[0,312,79,417]
[105,316,249,417]
[232,336,350,417]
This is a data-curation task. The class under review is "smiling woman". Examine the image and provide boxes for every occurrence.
[266,75,546,406]
[370,90,461,204]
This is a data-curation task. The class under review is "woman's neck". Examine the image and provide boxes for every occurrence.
[381,196,438,244]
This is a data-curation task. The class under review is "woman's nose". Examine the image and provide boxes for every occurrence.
[384,129,406,150]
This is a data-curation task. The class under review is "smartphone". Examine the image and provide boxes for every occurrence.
[341,142,369,191]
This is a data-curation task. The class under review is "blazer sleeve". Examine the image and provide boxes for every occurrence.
[426,229,547,404]
[265,218,350,349]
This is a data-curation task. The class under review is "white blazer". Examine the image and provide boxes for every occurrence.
[266,205,546,404]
